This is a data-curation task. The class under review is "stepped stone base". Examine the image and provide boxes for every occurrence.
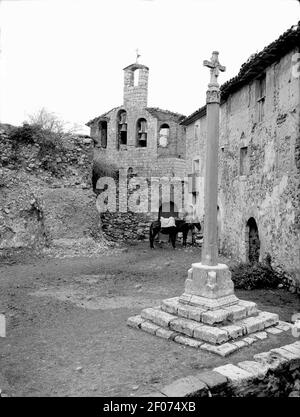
[127,296,289,356]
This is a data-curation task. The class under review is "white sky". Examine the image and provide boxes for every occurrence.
[0,0,299,134]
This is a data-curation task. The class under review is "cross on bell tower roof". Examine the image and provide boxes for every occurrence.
[136,48,141,64]
[203,51,226,86]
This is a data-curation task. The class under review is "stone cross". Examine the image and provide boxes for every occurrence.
[203,51,226,86]
[201,52,225,266]
[179,51,238,309]
[135,48,141,64]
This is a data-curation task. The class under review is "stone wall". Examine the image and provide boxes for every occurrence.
[88,61,187,241]
[123,64,149,109]
[0,125,103,254]
[141,340,300,397]
[184,49,300,285]
[184,118,206,219]
[91,106,186,179]
[100,211,152,242]
[90,105,187,241]
[219,49,300,283]
[89,61,186,182]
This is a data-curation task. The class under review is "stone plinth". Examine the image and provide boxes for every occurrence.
[179,263,239,310]
[127,264,287,357]
[127,50,287,357]
[127,294,288,356]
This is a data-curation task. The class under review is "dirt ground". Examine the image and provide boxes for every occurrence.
[0,241,299,397]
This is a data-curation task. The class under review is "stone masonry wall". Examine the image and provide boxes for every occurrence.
[92,106,186,178]
[185,49,300,285]
[91,104,187,242]
[185,119,207,219]
[123,65,149,109]
[219,49,300,283]
[142,340,300,397]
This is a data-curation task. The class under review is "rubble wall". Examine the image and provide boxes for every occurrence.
[0,125,102,254]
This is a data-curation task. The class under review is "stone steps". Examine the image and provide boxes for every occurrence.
[160,297,258,324]
[127,314,290,357]
[138,305,279,345]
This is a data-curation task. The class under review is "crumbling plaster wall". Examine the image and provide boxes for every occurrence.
[185,50,299,283]
[218,49,300,282]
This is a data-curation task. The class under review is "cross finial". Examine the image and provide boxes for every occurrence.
[203,51,226,86]
[136,48,141,64]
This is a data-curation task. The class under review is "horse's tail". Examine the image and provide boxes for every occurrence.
[149,222,156,248]
[149,222,153,236]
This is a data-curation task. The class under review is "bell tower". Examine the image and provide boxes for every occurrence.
[123,62,149,109]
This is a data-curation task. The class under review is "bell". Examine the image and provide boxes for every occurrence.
[140,132,147,141]
[120,123,127,132]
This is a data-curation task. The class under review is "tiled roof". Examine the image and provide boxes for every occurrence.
[180,105,206,126]
[181,21,300,126]
[86,107,120,126]
[145,107,186,120]
[86,106,186,127]
[220,21,299,101]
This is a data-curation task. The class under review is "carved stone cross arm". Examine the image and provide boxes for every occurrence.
[203,51,226,85]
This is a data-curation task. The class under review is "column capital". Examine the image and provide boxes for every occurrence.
[206,87,221,104]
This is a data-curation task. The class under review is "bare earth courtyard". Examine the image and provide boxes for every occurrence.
[0,242,298,397]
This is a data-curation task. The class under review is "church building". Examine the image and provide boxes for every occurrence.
[86,61,186,181]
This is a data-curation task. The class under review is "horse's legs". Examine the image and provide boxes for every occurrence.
[170,231,176,249]
[191,225,195,245]
[182,229,188,247]
[150,226,158,248]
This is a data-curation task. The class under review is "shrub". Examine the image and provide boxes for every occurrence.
[8,122,67,172]
[230,261,282,290]
[9,123,41,146]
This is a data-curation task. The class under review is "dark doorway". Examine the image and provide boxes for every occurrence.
[247,217,260,263]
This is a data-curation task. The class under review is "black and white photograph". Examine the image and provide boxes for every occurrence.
[0,0,299,404]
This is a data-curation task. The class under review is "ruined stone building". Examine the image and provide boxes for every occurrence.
[181,22,300,283]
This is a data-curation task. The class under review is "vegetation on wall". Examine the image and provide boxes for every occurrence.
[6,108,85,176]
[230,259,283,290]
[9,108,75,150]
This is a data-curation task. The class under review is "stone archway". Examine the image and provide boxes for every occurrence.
[247,217,260,263]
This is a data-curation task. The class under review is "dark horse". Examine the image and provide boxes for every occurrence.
[149,219,201,249]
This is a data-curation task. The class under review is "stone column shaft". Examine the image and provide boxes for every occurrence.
[179,52,239,310]
[202,99,219,266]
